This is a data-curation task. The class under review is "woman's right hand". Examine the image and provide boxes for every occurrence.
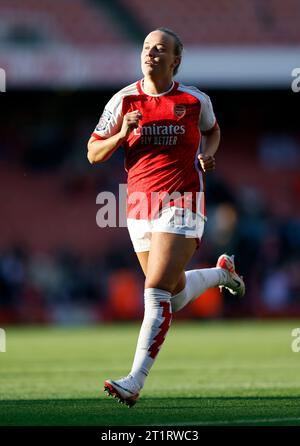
[120,110,142,138]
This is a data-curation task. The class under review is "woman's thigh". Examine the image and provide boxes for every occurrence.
[136,251,149,276]
[136,250,187,295]
[144,232,197,293]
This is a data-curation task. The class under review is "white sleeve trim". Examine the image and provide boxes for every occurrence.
[177,84,216,132]
[93,82,139,139]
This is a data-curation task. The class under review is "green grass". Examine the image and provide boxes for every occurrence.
[0,320,300,426]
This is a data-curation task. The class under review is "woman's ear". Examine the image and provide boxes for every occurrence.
[173,56,181,73]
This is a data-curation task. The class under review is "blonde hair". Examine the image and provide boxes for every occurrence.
[154,27,183,75]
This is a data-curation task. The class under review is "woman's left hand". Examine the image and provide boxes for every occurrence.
[198,154,216,172]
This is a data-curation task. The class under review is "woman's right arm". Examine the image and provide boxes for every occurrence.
[87,132,126,164]
[87,110,142,164]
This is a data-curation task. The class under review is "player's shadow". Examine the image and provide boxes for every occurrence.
[1,396,300,426]
[142,395,300,409]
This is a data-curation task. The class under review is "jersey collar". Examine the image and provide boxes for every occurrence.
[138,79,178,97]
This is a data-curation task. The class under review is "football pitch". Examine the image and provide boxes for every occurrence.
[0,320,300,426]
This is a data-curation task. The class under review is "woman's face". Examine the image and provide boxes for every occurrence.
[141,30,180,79]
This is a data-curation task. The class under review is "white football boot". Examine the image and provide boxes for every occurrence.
[216,254,245,297]
[104,375,140,408]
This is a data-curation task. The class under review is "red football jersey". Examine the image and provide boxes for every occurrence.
[92,80,218,219]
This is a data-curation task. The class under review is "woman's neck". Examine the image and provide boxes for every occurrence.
[143,77,174,95]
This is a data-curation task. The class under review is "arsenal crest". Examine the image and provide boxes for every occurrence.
[174,104,186,119]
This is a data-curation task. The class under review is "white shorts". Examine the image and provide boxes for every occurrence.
[127,206,205,252]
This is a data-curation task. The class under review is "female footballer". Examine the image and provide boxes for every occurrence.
[87,28,245,407]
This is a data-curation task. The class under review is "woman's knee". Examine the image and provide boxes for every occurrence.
[144,276,177,293]
[145,271,186,295]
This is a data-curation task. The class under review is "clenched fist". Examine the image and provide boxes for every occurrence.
[120,110,142,138]
[198,153,216,172]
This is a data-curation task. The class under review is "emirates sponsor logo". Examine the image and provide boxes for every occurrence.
[134,123,185,136]
[133,123,186,146]
[174,104,186,118]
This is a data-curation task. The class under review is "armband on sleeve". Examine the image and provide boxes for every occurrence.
[92,92,123,139]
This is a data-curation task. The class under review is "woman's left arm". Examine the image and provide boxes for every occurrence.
[198,125,221,172]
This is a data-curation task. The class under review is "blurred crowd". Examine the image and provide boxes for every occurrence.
[1,90,300,323]
[1,171,300,323]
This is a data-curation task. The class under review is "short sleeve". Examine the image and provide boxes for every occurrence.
[92,93,123,140]
[199,93,217,133]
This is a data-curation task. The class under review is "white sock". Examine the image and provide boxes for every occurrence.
[130,288,172,389]
[171,268,228,313]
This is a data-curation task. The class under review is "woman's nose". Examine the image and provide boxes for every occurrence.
[147,47,155,57]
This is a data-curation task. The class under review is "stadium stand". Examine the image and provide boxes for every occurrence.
[119,0,300,44]
[1,0,299,47]
[1,1,299,323]
[0,0,127,45]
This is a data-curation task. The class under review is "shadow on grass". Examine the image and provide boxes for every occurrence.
[0,396,300,426]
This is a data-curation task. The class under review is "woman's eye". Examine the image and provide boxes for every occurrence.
[143,46,164,52]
